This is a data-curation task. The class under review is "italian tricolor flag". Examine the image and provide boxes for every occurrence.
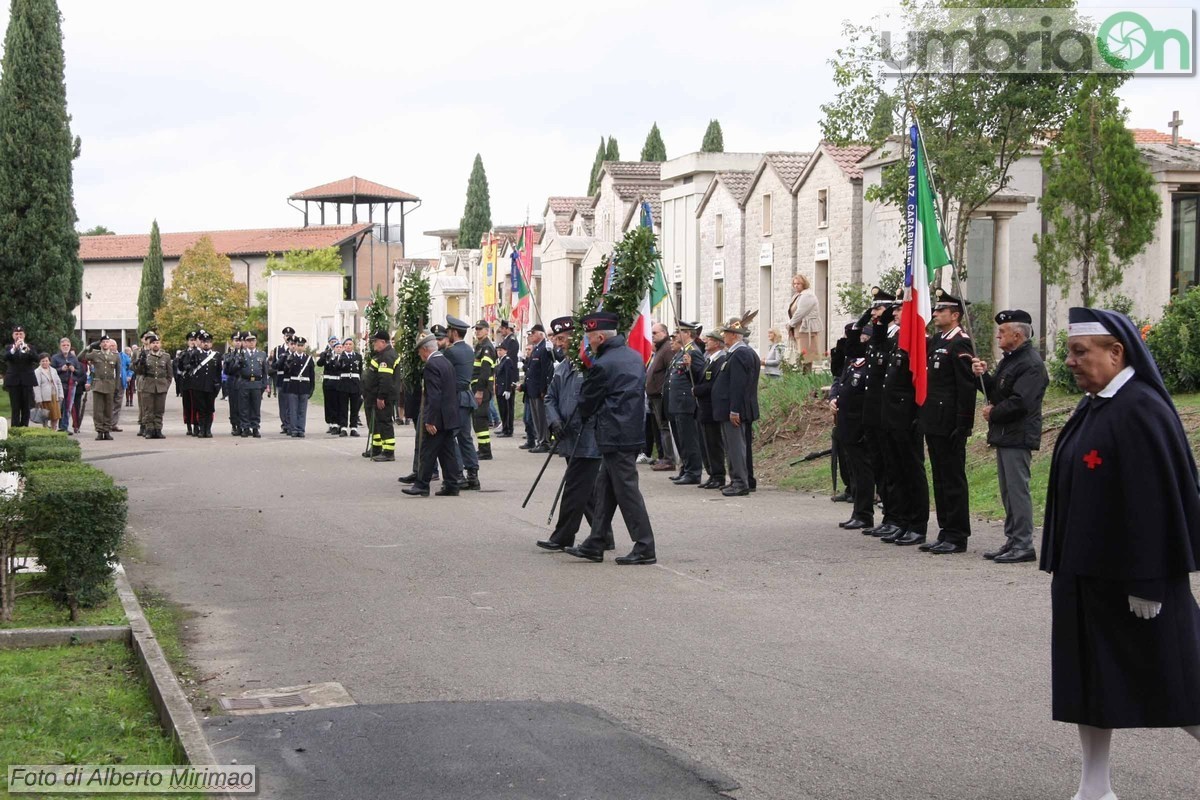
[900,122,952,406]
[628,201,668,364]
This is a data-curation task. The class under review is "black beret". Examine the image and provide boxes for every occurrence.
[550,316,574,334]
[581,312,619,332]
[995,309,1032,325]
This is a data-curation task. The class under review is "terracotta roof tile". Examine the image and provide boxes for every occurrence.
[602,161,662,180]
[290,176,419,202]
[80,224,373,262]
[821,143,874,180]
[612,181,668,201]
[763,152,811,187]
[715,171,754,205]
[546,196,594,235]
[1130,128,1196,146]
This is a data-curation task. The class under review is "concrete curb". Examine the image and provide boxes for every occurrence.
[112,567,222,773]
[0,625,130,649]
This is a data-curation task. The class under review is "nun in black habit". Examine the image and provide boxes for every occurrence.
[1042,307,1200,800]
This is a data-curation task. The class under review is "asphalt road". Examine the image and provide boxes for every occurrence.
[86,395,1199,800]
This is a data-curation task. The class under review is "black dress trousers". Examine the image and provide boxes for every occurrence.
[549,456,612,548]
[579,450,655,557]
[926,432,971,544]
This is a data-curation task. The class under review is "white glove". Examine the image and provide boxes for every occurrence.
[1129,595,1163,620]
[503,392,511,400]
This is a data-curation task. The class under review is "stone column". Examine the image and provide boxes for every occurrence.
[990,212,1016,359]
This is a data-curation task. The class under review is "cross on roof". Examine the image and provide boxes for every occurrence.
[1169,110,1183,146]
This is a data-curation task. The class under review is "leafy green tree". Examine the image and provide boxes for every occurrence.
[819,0,1095,296]
[0,0,82,349]
[604,136,620,161]
[458,154,492,251]
[80,225,114,236]
[587,137,606,195]
[640,123,667,162]
[137,220,164,334]
[701,120,724,153]
[1035,76,1161,306]
[153,237,247,352]
[265,246,344,273]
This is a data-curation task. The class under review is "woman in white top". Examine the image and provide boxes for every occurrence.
[33,353,65,427]
[786,273,822,371]
[763,330,785,378]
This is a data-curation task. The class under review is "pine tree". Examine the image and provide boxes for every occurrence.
[1035,76,1161,306]
[0,0,81,349]
[458,154,492,251]
[640,123,667,162]
[138,220,164,333]
[701,120,724,153]
[587,137,606,195]
[604,137,620,162]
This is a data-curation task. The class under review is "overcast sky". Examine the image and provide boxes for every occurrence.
[5,0,1197,259]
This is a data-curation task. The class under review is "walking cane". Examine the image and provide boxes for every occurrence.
[521,408,578,508]
[546,428,583,525]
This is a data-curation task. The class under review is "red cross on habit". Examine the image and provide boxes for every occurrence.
[1083,450,1103,470]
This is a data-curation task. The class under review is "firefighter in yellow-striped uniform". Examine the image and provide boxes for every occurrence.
[362,330,401,462]
[471,320,498,460]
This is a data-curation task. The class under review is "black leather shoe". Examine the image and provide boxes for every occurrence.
[880,527,906,543]
[371,454,395,462]
[401,487,429,497]
[928,541,967,554]
[563,546,603,563]
[240,430,250,438]
[918,540,938,551]
[615,552,657,565]
[894,531,926,546]
[721,486,750,497]
[536,540,567,551]
[95,433,105,441]
[674,475,701,486]
[993,548,1035,564]
[529,445,550,454]
[830,491,852,503]
[704,480,726,490]
[461,474,481,490]
[397,473,418,484]
[841,519,872,530]
[435,485,460,496]
[866,523,900,538]
[983,544,1012,560]
[518,443,533,450]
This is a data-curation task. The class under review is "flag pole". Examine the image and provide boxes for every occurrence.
[910,110,987,393]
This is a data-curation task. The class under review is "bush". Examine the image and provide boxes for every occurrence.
[1047,329,1082,394]
[1147,288,1200,393]
[0,430,77,470]
[966,301,994,356]
[21,442,81,469]
[23,463,126,620]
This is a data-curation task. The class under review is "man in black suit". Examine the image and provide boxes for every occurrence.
[713,316,760,497]
[524,324,554,452]
[495,338,519,438]
[403,333,464,498]
[692,330,727,489]
[3,325,38,427]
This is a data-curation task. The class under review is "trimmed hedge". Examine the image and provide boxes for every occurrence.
[1,429,79,471]
[23,463,126,619]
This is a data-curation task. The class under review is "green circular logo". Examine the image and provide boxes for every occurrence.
[1097,11,1155,70]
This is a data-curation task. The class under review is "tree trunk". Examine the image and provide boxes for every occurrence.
[0,534,13,622]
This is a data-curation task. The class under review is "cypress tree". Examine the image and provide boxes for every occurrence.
[587,137,606,195]
[701,120,725,153]
[458,154,492,251]
[604,136,620,162]
[138,220,164,333]
[0,0,81,348]
[640,123,667,162]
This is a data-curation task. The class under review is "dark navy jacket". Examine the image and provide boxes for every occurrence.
[667,342,705,416]
[692,349,726,425]
[712,342,760,422]
[524,339,554,398]
[979,340,1048,450]
[546,357,599,459]
[579,335,646,453]
[420,351,459,432]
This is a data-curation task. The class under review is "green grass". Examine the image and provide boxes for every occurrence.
[0,574,125,629]
[0,642,201,799]
[758,381,1200,522]
[0,390,10,420]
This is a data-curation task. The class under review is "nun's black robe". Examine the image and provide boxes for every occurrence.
[1041,376,1200,728]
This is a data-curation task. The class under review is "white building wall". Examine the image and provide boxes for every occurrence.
[266,272,344,353]
[743,167,798,353]
[697,184,745,330]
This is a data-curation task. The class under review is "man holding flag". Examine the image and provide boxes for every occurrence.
[900,121,981,554]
